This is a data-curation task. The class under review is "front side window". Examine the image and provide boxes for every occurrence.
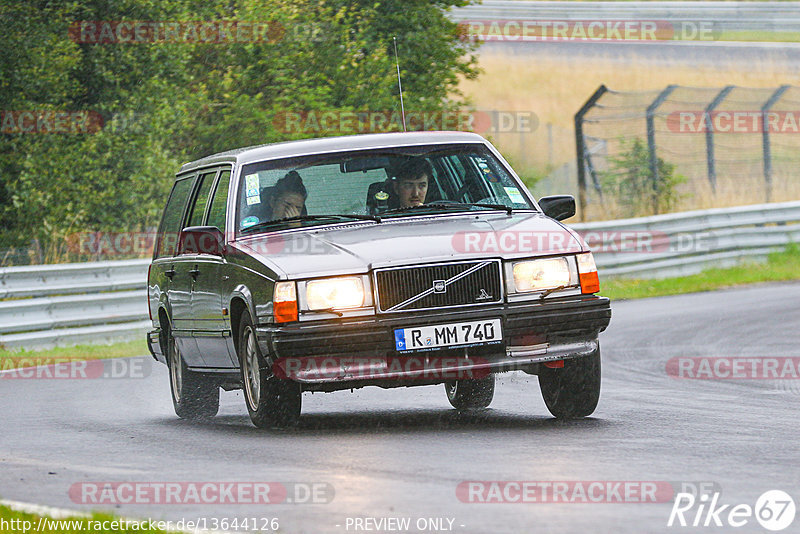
[235,144,534,235]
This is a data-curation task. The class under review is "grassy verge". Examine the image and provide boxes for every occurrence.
[716,30,800,43]
[0,503,168,533]
[0,339,147,369]
[602,245,800,300]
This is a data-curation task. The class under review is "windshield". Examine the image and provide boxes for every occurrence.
[235,143,535,234]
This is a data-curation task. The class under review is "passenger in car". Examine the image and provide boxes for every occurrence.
[392,158,432,208]
[265,170,308,220]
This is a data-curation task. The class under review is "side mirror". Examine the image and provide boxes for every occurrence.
[538,195,576,221]
[178,226,225,256]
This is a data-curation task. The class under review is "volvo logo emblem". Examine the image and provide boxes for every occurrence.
[476,288,493,301]
[433,280,446,293]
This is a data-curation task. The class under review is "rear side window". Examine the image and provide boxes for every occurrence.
[187,171,217,227]
[207,170,231,232]
[155,177,194,258]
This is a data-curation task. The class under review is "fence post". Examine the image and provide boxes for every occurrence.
[704,85,735,194]
[762,85,790,203]
[574,84,608,222]
[646,85,677,215]
[584,141,603,201]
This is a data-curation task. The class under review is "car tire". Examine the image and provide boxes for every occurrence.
[538,347,601,419]
[445,375,495,409]
[238,313,301,429]
[167,329,220,420]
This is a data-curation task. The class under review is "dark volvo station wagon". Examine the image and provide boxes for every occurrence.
[147,132,611,428]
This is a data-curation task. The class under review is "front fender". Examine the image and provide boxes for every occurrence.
[230,284,258,324]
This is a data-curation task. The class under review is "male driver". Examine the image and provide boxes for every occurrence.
[393,158,432,208]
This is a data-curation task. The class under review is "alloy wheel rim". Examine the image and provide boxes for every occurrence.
[243,327,261,410]
[169,338,182,403]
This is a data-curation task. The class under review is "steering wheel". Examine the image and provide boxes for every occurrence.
[450,183,471,202]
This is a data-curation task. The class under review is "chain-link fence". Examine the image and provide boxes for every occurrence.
[575,84,800,221]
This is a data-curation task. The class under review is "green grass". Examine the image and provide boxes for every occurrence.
[601,244,800,300]
[0,339,147,369]
[714,30,800,43]
[0,504,167,533]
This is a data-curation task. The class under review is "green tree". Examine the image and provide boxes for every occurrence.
[179,0,480,156]
[0,0,479,263]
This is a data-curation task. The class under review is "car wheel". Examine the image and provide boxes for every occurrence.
[238,313,301,429]
[445,375,495,409]
[538,347,601,419]
[167,329,219,419]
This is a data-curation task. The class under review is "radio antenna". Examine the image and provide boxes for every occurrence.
[393,37,407,132]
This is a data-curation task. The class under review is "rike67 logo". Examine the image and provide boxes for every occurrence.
[668,490,795,531]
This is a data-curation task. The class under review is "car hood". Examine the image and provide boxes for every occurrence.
[234,212,585,279]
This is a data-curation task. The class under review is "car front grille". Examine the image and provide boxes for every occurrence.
[375,260,503,313]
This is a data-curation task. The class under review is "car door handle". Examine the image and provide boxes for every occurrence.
[189,268,200,280]
[165,268,175,280]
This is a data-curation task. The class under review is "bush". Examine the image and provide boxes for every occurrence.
[601,138,684,218]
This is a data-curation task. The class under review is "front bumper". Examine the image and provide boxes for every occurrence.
[256,295,610,388]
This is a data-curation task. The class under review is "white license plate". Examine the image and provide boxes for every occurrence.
[395,319,502,352]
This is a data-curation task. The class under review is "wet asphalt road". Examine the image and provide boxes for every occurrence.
[1,282,799,533]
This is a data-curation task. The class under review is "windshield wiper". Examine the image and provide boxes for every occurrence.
[240,214,380,234]
[467,202,515,215]
[383,202,514,215]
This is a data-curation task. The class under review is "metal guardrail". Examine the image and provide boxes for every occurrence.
[0,259,150,350]
[1,201,798,349]
[0,259,148,299]
[573,200,800,278]
[450,1,800,35]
